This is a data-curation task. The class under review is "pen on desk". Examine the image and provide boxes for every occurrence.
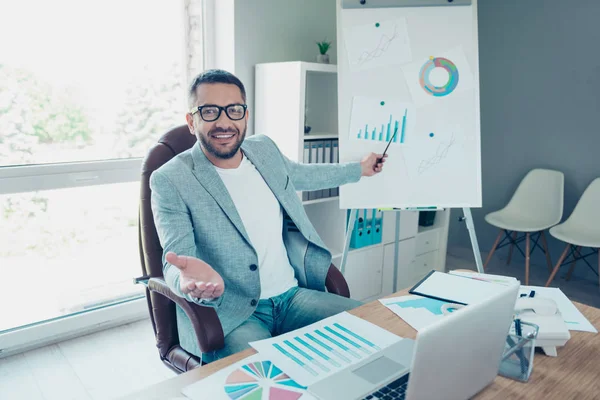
[515,318,522,336]
[514,318,527,376]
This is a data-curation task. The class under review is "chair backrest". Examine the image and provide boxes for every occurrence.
[502,168,564,225]
[561,178,600,230]
[139,124,197,359]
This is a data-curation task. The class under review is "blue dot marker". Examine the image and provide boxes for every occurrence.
[429,133,434,137]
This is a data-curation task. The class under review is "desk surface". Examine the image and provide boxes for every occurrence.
[122,288,600,400]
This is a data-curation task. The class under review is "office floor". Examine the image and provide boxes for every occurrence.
[0,319,177,400]
[1,248,598,400]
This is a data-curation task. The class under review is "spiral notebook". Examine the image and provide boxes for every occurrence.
[409,270,518,306]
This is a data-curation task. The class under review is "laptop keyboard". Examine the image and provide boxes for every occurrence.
[362,373,410,400]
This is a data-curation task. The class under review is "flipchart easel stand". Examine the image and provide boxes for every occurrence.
[339,208,484,293]
[337,0,484,290]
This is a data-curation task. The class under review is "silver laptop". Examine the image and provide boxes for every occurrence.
[308,282,519,400]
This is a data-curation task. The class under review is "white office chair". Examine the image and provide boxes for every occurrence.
[545,178,600,288]
[483,168,564,285]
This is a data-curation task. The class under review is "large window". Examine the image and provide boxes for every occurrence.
[0,0,205,350]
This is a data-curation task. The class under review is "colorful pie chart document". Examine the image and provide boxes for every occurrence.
[181,353,317,400]
[249,312,403,387]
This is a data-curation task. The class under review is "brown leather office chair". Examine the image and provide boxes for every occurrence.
[135,125,351,374]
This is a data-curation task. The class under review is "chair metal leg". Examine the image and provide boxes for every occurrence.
[545,244,572,287]
[540,231,553,274]
[525,233,531,285]
[484,229,504,270]
[565,246,581,281]
[507,231,517,265]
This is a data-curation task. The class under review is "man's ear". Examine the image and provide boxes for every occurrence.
[185,113,195,135]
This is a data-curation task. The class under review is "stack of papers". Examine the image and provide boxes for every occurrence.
[181,312,403,399]
[408,270,519,305]
[518,285,597,333]
[448,270,519,286]
[381,270,597,334]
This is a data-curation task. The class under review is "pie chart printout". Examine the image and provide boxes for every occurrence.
[224,360,308,400]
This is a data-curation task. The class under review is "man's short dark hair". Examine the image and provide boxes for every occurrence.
[188,69,247,109]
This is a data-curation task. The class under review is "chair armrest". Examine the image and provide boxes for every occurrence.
[143,277,225,354]
[325,264,350,298]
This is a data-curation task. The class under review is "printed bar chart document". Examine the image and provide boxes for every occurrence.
[249,312,402,386]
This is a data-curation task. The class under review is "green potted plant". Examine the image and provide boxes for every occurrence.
[316,39,331,64]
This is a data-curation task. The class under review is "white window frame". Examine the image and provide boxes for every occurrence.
[0,0,209,358]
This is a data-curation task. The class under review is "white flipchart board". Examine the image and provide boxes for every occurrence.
[336,0,482,210]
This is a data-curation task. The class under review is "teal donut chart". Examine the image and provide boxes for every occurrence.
[419,57,459,97]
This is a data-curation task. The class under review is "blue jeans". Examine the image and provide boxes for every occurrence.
[202,286,363,363]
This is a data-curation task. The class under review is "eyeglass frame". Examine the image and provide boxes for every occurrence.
[189,103,248,122]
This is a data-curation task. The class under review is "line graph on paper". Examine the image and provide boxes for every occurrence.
[417,134,456,175]
[355,23,400,66]
[344,18,412,71]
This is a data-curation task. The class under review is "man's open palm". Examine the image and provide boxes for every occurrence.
[166,252,225,300]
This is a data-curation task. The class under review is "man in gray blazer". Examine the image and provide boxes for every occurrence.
[150,69,387,363]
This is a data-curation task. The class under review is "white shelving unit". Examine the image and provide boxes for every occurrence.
[255,61,450,303]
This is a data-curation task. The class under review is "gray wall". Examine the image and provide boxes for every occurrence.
[233,0,338,135]
[448,0,600,281]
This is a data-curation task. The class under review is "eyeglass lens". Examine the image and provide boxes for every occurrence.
[201,105,245,121]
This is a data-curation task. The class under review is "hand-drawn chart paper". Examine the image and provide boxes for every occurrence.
[344,18,412,72]
[401,45,475,108]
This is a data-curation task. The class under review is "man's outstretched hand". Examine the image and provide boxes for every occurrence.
[360,152,388,177]
[166,252,225,300]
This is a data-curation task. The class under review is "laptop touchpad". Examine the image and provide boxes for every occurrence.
[352,356,406,384]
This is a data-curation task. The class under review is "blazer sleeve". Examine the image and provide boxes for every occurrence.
[149,169,224,308]
[263,136,363,191]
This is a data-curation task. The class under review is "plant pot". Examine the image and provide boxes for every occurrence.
[316,54,330,64]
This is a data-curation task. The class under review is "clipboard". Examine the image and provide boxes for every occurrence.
[409,270,517,306]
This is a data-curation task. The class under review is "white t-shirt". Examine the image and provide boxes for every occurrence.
[214,153,298,299]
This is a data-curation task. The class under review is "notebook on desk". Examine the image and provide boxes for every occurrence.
[409,270,519,306]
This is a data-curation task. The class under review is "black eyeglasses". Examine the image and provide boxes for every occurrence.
[190,104,247,122]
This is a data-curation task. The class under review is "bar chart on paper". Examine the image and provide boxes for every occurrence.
[249,312,402,387]
[349,96,415,145]
[356,111,407,143]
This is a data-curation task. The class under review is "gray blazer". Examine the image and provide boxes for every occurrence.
[150,134,362,357]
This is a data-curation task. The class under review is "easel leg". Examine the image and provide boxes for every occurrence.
[461,207,484,273]
[392,212,400,293]
[340,209,357,275]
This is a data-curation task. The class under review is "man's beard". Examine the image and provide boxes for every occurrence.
[198,124,246,159]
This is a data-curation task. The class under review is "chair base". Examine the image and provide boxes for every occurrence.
[545,245,599,288]
[484,229,553,285]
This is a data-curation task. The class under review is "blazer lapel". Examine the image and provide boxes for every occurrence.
[190,143,252,245]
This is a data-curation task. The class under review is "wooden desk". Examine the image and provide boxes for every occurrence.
[122,289,600,400]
